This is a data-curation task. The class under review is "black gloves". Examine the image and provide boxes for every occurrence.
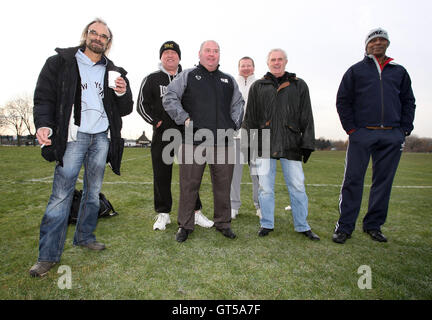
[301,149,312,163]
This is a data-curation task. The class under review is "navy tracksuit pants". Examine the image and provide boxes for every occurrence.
[335,128,405,235]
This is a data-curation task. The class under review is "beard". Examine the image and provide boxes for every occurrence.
[86,39,106,54]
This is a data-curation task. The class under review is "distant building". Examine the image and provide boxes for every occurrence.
[136,131,151,148]
[124,139,137,147]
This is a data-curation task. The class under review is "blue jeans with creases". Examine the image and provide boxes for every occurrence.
[256,158,310,232]
[38,131,109,262]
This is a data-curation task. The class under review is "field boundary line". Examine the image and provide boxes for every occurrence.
[122,155,150,162]
[20,179,432,189]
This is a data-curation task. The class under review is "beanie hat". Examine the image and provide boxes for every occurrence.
[159,41,181,59]
[365,28,390,48]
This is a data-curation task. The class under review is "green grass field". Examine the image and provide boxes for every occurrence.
[0,146,431,300]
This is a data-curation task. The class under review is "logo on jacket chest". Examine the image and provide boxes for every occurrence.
[193,74,230,84]
[159,85,168,97]
[81,81,104,98]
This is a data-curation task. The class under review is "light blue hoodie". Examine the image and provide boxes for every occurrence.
[75,50,109,134]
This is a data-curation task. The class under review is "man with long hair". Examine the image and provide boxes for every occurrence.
[30,18,133,277]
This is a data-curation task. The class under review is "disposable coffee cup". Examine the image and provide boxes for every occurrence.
[108,71,121,89]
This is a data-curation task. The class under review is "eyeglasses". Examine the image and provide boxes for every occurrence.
[87,29,110,41]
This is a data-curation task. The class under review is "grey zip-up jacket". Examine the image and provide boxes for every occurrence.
[162,63,244,145]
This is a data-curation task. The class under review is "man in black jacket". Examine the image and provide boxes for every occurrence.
[29,18,133,277]
[243,48,319,240]
[163,40,244,242]
[137,41,213,231]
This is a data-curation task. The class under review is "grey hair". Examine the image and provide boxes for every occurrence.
[267,48,287,62]
[79,18,113,54]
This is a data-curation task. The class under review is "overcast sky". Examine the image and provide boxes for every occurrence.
[1,0,431,140]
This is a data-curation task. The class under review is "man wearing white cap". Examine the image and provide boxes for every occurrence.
[333,28,416,244]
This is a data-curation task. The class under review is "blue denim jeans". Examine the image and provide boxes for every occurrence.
[38,131,109,262]
[256,158,310,232]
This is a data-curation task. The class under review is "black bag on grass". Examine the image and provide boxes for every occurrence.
[68,189,118,224]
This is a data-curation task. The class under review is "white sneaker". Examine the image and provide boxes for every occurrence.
[256,208,262,219]
[195,210,214,228]
[285,205,292,211]
[153,213,171,230]
[231,209,238,219]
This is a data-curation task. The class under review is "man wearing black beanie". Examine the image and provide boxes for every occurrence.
[160,41,181,60]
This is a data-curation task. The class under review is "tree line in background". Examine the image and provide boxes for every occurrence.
[316,136,432,152]
[1,95,431,152]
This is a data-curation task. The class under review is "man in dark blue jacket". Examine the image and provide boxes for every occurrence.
[333,28,416,244]
[30,18,133,277]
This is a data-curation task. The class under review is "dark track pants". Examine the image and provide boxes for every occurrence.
[335,128,405,234]
[151,132,202,213]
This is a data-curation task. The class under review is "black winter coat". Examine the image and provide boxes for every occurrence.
[242,72,315,161]
[33,46,133,175]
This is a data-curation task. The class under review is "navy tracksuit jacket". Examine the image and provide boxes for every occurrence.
[335,54,416,234]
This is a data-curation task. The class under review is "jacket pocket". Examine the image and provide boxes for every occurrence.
[287,125,301,133]
[287,125,302,141]
[286,124,302,147]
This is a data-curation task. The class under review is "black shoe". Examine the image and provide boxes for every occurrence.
[364,229,387,242]
[258,227,274,237]
[176,228,192,242]
[216,228,236,239]
[302,230,320,241]
[332,231,351,244]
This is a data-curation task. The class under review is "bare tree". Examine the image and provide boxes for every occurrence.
[0,94,35,146]
[0,111,7,134]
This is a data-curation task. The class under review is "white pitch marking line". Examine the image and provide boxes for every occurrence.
[21,179,432,189]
